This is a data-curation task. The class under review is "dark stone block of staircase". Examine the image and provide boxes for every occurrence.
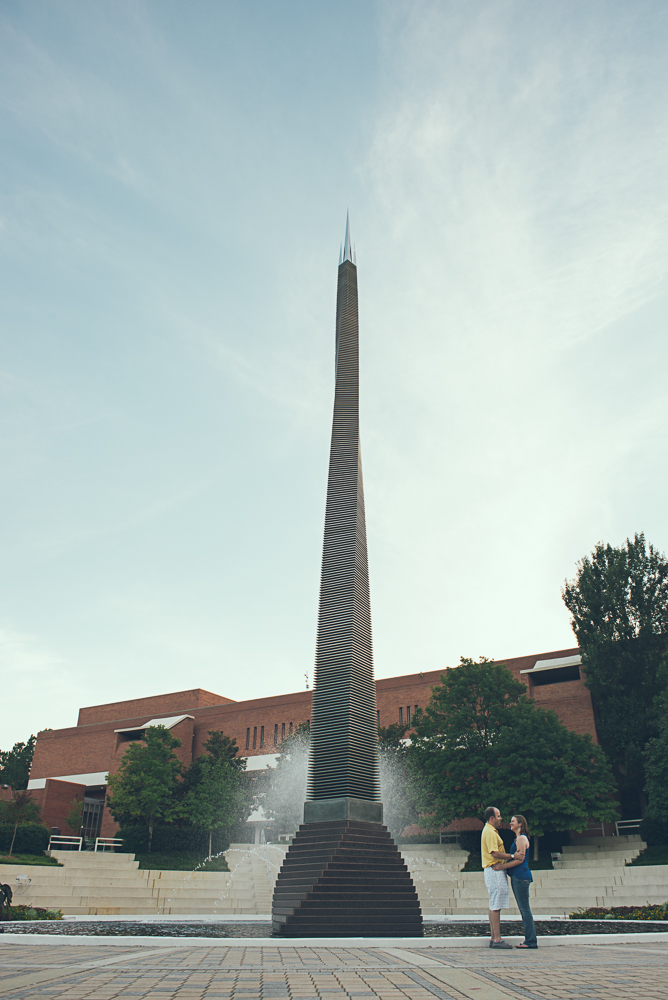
[271,819,423,937]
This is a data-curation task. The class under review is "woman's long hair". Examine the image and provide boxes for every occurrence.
[512,814,530,838]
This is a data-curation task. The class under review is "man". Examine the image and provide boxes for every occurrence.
[481,805,524,949]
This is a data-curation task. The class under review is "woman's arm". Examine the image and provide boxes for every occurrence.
[492,835,528,870]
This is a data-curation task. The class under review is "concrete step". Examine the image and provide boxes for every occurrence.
[562,842,642,854]
[570,836,643,847]
[561,850,640,865]
[49,851,140,869]
[553,859,631,869]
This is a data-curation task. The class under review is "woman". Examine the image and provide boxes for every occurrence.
[492,814,537,949]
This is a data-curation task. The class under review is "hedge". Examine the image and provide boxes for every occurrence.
[639,817,668,847]
[118,825,231,856]
[0,824,50,855]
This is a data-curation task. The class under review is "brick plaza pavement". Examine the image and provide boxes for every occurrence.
[0,940,666,1000]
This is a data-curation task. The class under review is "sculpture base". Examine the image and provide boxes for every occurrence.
[304,797,383,824]
[272,819,423,937]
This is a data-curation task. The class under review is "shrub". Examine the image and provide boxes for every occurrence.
[0,823,49,855]
[570,903,668,921]
[639,817,668,847]
[0,853,61,866]
[118,825,231,857]
[0,905,63,921]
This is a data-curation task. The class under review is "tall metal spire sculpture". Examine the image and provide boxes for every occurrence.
[305,212,380,822]
[272,218,423,937]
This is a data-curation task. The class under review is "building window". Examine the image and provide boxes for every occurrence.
[377,710,380,727]
[252,726,257,749]
[274,724,278,746]
[260,726,264,748]
[399,707,403,725]
[289,722,293,735]
[406,706,411,724]
[415,705,418,714]
[245,728,250,750]
[281,722,286,741]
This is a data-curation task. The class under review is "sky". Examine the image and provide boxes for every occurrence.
[1,0,668,750]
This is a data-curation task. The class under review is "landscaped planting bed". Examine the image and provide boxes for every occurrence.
[570,903,668,921]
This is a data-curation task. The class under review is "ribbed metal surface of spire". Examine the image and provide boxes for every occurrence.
[306,240,380,804]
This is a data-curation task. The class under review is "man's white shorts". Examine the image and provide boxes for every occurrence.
[484,867,509,910]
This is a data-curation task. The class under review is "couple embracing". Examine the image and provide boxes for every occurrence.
[481,805,537,950]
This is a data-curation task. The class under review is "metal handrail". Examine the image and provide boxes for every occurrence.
[48,835,82,851]
[94,837,124,852]
[615,819,642,836]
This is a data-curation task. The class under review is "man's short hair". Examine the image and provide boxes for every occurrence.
[484,806,497,823]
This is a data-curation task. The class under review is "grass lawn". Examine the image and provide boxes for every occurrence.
[134,852,230,872]
[0,853,62,867]
[629,845,668,866]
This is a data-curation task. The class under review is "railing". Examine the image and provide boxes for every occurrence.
[14,875,31,895]
[94,837,123,852]
[439,833,460,845]
[615,819,642,836]
[48,835,82,851]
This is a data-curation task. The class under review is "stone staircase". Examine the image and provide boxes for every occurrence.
[0,844,287,916]
[555,835,645,868]
[1,836,664,919]
[401,836,668,916]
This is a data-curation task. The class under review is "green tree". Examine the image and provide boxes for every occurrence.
[562,533,668,809]
[411,657,618,856]
[412,657,528,821]
[644,693,668,823]
[0,790,42,856]
[0,736,37,790]
[488,701,618,856]
[106,726,183,852]
[179,731,246,858]
[64,798,83,836]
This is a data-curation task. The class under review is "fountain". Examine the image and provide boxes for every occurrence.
[246,805,270,845]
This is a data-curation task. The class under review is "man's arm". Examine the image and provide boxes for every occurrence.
[493,835,528,868]
[492,854,523,869]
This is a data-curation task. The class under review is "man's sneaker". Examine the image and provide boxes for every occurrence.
[489,940,513,949]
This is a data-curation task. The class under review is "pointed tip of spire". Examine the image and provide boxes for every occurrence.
[342,211,354,264]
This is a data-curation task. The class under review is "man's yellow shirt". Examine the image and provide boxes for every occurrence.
[481,822,505,868]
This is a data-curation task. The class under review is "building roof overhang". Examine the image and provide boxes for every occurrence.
[520,654,581,675]
[114,714,194,734]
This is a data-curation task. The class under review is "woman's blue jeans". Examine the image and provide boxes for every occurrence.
[511,878,537,947]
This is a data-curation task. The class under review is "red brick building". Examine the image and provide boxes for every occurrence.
[27,647,594,838]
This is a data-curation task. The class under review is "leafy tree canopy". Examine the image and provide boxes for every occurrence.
[644,693,668,823]
[64,798,83,836]
[378,723,410,750]
[416,657,528,750]
[411,657,618,840]
[179,731,247,857]
[0,736,37,790]
[106,726,183,851]
[562,533,668,788]
[181,731,246,793]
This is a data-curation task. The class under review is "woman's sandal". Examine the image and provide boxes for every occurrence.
[515,943,532,949]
